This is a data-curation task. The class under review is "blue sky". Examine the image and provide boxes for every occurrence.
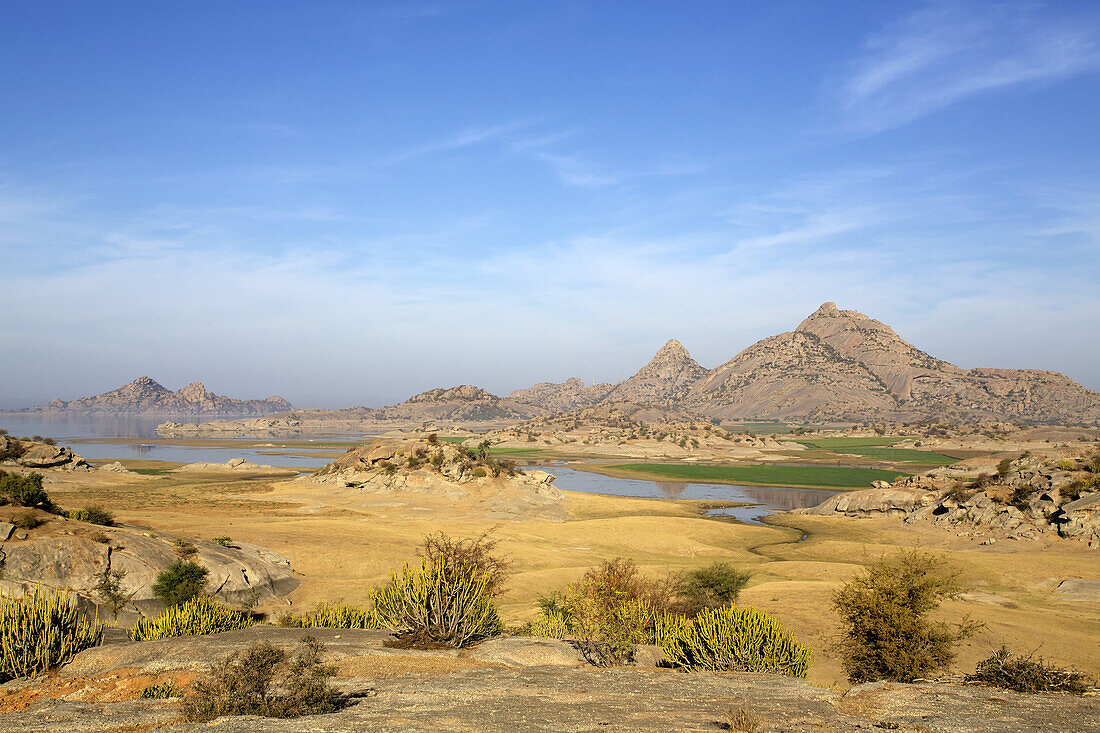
[2,1,1099,408]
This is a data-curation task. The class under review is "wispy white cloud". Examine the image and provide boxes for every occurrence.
[384,120,534,164]
[832,1,1100,134]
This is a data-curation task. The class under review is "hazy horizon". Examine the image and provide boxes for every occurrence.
[3,2,1099,409]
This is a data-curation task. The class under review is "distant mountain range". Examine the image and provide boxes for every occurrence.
[26,303,1100,428]
[504,303,1100,425]
[15,377,292,417]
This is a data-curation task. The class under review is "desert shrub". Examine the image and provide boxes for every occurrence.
[832,551,980,683]
[14,510,43,530]
[660,605,811,677]
[996,457,1014,476]
[279,602,382,629]
[181,636,338,722]
[970,473,995,490]
[212,536,232,547]
[66,505,115,526]
[676,562,751,616]
[42,438,56,446]
[472,466,487,477]
[0,586,104,682]
[0,471,51,509]
[426,433,438,444]
[140,678,182,698]
[419,529,510,598]
[95,567,129,617]
[173,538,198,557]
[371,556,503,648]
[129,595,254,641]
[152,559,209,607]
[563,558,676,666]
[967,646,1092,695]
[1055,459,1078,472]
[725,706,765,732]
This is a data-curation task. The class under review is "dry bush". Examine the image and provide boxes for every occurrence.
[565,557,676,667]
[181,636,338,722]
[832,550,981,683]
[724,707,765,732]
[419,529,510,597]
[967,646,1092,695]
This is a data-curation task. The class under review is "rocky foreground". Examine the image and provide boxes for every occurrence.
[2,628,1097,732]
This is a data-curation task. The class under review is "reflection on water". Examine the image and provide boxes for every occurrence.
[524,465,837,524]
[656,481,686,498]
[0,415,336,468]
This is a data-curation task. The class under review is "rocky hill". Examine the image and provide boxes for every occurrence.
[604,339,709,406]
[511,303,1100,425]
[19,377,291,417]
[160,303,1100,435]
[509,377,612,412]
[367,385,544,424]
[309,436,565,520]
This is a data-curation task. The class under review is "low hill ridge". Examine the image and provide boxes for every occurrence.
[23,377,292,417]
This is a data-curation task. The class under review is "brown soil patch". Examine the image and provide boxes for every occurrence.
[0,669,196,713]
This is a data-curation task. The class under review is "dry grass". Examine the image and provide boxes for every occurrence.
[36,468,1100,688]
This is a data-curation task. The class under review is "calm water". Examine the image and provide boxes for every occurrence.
[0,415,341,468]
[524,465,837,524]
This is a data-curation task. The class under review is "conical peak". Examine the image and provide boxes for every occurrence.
[178,382,210,401]
[653,339,691,361]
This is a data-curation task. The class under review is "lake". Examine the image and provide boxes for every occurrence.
[523,464,837,523]
[0,414,344,468]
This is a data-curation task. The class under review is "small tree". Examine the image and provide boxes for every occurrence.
[152,560,209,607]
[676,562,751,615]
[833,551,980,683]
[95,567,130,618]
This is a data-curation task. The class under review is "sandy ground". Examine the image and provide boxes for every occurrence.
[34,466,1100,689]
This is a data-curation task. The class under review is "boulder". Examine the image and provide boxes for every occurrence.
[467,637,585,667]
[0,527,298,615]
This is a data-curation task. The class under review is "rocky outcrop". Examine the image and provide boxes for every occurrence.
[171,458,292,473]
[309,437,565,520]
[0,436,89,470]
[0,514,299,616]
[18,377,291,417]
[509,377,613,412]
[799,450,1100,547]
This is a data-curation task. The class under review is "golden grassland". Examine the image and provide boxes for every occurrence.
[43,467,1100,688]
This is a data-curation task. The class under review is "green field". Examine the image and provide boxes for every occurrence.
[795,438,958,466]
[438,436,469,444]
[605,462,908,489]
[794,437,899,449]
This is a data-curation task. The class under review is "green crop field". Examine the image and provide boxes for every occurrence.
[795,437,899,449]
[605,463,908,488]
[795,438,958,466]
